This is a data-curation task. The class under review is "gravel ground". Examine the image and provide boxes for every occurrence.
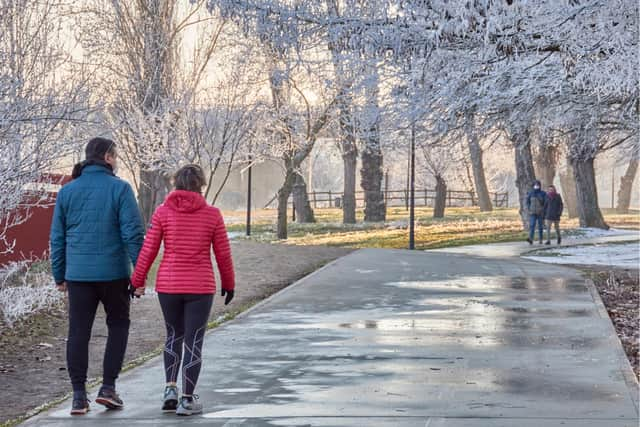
[0,241,352,426]
[586,268,639,381]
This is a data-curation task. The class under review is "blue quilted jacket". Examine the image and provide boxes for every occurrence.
[50,165,144,284]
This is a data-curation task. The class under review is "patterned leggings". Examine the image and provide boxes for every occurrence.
[158,293,213,395]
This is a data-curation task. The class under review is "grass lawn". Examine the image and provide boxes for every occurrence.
[224,207,640,250]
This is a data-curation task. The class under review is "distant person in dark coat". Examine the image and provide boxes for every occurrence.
[544,185,564,245]
[526,180,547,244]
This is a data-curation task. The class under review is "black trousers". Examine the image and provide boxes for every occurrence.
[66,280,130,392]
[158,293,213,395]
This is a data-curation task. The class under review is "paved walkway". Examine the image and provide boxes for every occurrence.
[432,230,640,258]
[24,246,638,426]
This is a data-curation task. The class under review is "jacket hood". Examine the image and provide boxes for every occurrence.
[165,190,207,213]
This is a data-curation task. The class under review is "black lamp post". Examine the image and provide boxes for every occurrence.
[409,120,416,250]
[246,152,252,237]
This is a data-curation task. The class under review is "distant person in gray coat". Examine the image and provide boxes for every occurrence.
[544,185,564,245]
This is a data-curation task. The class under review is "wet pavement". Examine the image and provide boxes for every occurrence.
[431,230,640,258]
[23,249,638,426]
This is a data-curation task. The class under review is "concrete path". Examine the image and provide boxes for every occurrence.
[23,248,638,426]
[431,230,640,258]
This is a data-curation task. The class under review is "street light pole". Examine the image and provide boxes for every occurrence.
[246,152,252,237]
[409,120,416,250]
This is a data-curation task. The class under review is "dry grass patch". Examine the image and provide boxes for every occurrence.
[224,207,639,250]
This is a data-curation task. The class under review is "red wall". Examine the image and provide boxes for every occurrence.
[0,175,71,266]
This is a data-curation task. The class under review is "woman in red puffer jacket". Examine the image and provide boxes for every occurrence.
[131,164,235,416]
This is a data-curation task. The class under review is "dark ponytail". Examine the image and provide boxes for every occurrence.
[71,163,84,179]
[72,137,116,179]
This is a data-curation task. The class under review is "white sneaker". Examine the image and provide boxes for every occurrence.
[176,395,203,416]
[162,386,178,411]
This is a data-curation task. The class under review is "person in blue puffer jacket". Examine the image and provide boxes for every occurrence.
[526,180,547,245]
[50,137,144,415]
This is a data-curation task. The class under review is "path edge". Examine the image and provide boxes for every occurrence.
[585,277,639,413]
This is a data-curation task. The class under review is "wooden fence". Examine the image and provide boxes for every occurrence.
[264,188,508,209]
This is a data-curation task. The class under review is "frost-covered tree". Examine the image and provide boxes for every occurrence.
[420,142,453,218]
[74,0,229,224]
[0,0,90,253]
[206,0,347,237]
[377,0,638,228]
[264,51,339,236]
[616,157,639,214]
[203,0,638,230]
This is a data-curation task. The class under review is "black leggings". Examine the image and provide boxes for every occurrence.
[66,280,130,392]
[158,293,213,395]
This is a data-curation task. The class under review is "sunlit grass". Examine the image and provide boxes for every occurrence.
[224,207,640,250]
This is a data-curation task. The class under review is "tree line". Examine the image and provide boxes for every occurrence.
[1,0,637,249]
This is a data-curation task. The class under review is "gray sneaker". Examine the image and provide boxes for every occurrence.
[176,395,203,416]
[162,386,179,411]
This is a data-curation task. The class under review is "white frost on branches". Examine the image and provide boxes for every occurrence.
[0,261,62,326]
[0,0,91,253]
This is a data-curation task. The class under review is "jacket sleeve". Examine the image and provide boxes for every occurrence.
[543,196,549,217]
[49,190,66,285]
[526,191,532,211]
[131,209,164,288]
[118,183,145,266]
[559,196,564,217]
[212,210,235,291]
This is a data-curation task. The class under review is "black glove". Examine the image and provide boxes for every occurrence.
[128,282,140,300]
[221,289,234,305]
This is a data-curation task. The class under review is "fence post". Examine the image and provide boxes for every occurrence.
[328,190,332,208]
[313,191,317,209]
[292,201,296,222]
[494,192,498,207]
[384,170,389,207]
[424,189,427,207]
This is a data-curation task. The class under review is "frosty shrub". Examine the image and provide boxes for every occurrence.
[0,261,62,327]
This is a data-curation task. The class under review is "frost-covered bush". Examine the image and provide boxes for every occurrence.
[0,261,62,327]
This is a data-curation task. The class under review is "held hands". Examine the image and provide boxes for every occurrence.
[128,282,145,299]
[221,289,234,305]
[56,282,67,292]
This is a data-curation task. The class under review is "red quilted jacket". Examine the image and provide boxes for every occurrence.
[131,190,235,294]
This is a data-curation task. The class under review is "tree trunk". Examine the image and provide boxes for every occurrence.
[514,133,537,229]
[616,159,639,214]
[360,65,385,222]
[339,96,358,224]
[433,175,447,218]
[571,157,609,229]
[558,164,579,218]
[534,144,558,188]
[138,170,170,227]
[329,41,358,224]
[361,143,385,222]
[292,172,315,223]
[277,170,296,240]
[137,0,174,228]
[466,128,492,212]
[343,148,357,223]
